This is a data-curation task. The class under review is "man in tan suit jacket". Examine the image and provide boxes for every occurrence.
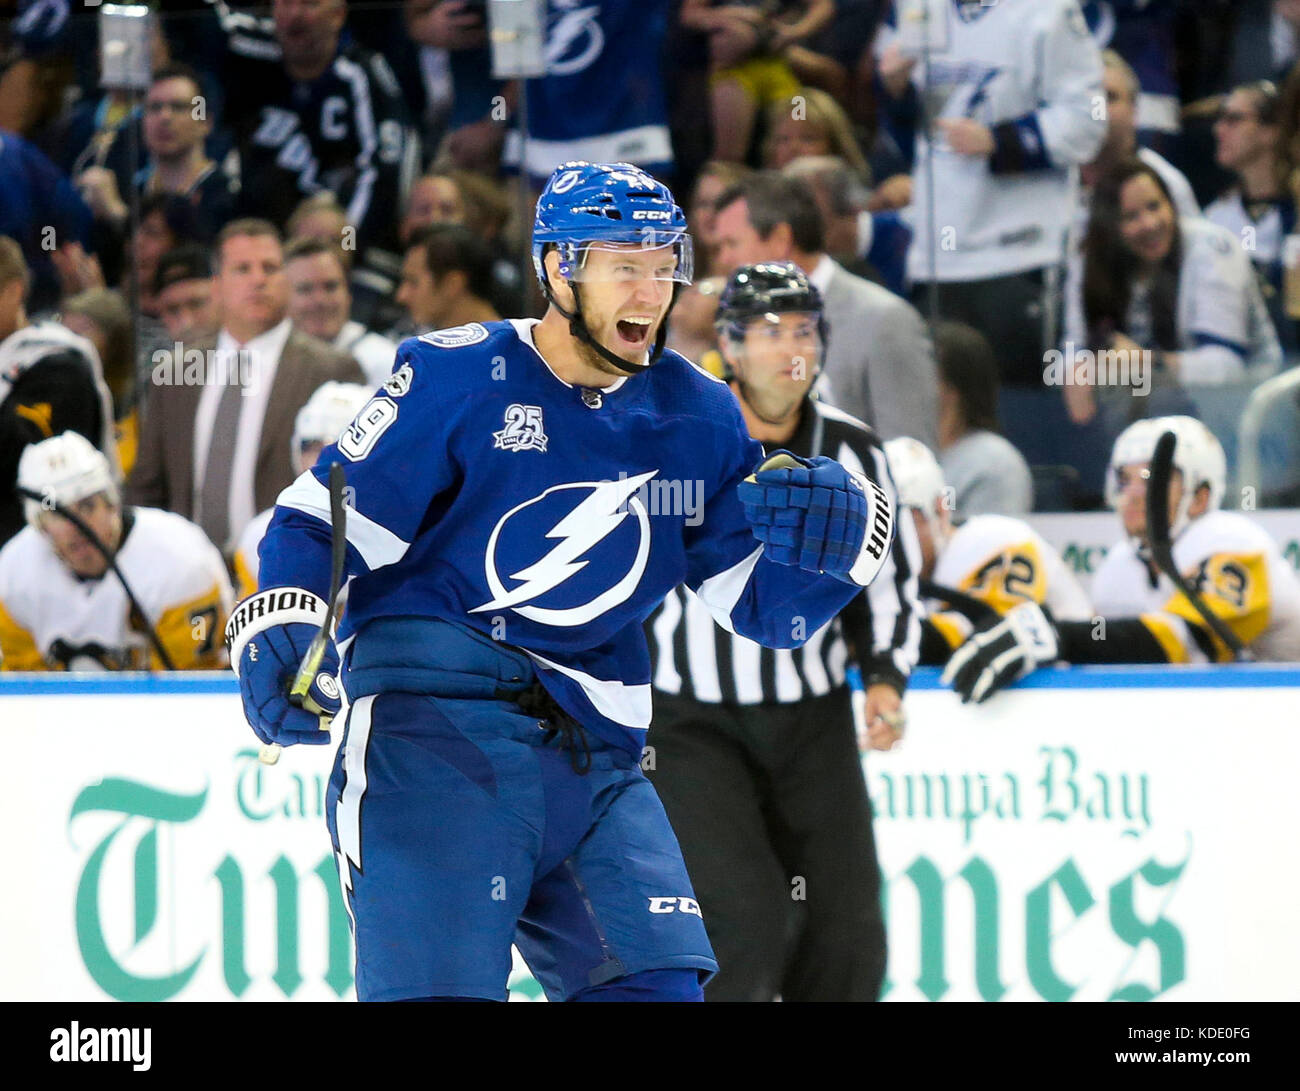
[127,219,366,551]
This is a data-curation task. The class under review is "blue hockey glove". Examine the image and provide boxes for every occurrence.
[225,588,341,747]
[737,450,895,587]
[941,601,1060,704]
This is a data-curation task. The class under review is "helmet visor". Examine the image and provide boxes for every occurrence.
[561,239,694,285]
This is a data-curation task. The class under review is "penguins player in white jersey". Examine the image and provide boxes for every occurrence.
[944,417,1300,702]
[0,432,232,670]
[883,437,1091,666]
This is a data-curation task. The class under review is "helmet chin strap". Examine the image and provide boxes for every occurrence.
[543,276,680,377]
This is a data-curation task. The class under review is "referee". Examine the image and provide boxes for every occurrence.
[646,262,922,1001]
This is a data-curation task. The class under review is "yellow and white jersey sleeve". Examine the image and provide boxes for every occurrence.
[1093,510,1300,663]
[933,514,1093,619]
[232,508,274,601]
[0,507,235,671]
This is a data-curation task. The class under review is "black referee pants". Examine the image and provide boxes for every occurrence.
[647,687,886,1002]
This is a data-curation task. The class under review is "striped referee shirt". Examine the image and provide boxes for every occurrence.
[649,398,923,705]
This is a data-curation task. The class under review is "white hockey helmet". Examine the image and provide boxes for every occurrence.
[18,431,118,528]
[1106,416,1226,539]
[291,381,372,465]
[884,437,948,518]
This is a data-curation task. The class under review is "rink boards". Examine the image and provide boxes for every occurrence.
[1,666,1297,1002]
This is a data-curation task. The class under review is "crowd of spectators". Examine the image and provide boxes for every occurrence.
[2,0,1299,672]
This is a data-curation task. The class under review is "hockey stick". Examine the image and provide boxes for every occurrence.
[259,461,349,765]
[1145,430,1251,662]
[918,579,1000,627]
[15,485,177,670]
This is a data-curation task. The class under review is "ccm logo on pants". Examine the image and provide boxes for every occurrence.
[648,896,702,916]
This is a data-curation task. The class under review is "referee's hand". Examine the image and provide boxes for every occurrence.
[854,683,905,753]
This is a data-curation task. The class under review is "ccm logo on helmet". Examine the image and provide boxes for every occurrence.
[632,210,671,220]
[648,896,702,916]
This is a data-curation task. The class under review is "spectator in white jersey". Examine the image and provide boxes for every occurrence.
[1063,158,1282,435]
[1205,80,1297,352]
[933,321,1033,518]
[881,0,1106,388]
[285,238,398,386]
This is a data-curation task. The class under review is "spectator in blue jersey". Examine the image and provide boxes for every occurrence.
[0,127,93,313]
[1205,80,1296,352]
[0,0,107,139]
[510,1,677,184]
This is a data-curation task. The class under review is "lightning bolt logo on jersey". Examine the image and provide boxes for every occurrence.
[259,319,876,756]
[473,472,655,625]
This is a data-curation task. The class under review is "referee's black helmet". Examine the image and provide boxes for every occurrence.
[714,261,828,345]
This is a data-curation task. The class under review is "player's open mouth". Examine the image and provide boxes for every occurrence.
[616,318,652,345]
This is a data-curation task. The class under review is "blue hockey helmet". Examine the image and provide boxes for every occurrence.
[532,162,693,289]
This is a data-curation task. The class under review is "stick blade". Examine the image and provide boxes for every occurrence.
[744,452,804,483]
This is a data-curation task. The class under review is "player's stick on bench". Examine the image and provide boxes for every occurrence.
[16,484,177,671]
[1145,430,1252,663]
[259,461,349,765]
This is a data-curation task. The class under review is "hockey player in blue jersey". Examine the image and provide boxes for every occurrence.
[225,161,896,1002]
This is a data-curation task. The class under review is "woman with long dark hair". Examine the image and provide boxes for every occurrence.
[1061,158,1281,428]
